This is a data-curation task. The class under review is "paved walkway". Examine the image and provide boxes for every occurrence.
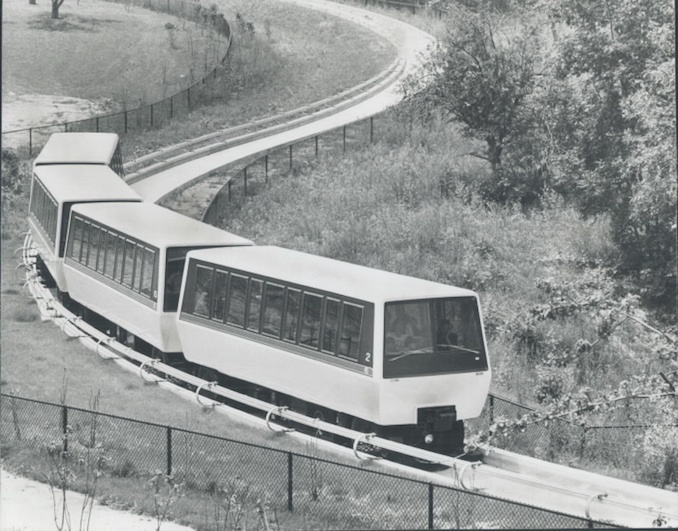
[1,469,194,531]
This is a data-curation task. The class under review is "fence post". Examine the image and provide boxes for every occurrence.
[287,453,293,512]
[170,96,174,119]
[96,117,100,133]
[61,405,68,454]
[151,104,154,128]
[343,125,346,152]
[166,426,172,476]
[489,394,495,424]
[65,123,69,133]
[124,111,128,134]
[228,179,232,202]
[243,167,248,196]
[370,116,374,143]
[315,135,319,157]
[265,154,269,180]
[428,483,434,529]
[29,129,33,157]
[188,87,191,111]
[289,145,293,170]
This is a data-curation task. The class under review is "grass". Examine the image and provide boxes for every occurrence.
[120,0,396,158]
[2,0,220,113]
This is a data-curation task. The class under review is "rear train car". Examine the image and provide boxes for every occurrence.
[33,132,126,177]
[28,165,141,292]
[177,246,491,455]
[62,202,253,355]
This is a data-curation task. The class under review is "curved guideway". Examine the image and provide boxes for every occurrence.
[130,0,434,203]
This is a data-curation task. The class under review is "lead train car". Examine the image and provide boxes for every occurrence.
[28,165,141,292]
[63,202,253,355]
[178,246,491,455]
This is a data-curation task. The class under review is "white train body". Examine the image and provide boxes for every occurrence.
[62,202,252,352]
[31,133,492,455]
[28,165,141,292]
[177,246,491,449]
[34,132,125,177]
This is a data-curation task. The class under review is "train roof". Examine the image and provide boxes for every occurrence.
[186,246,477,303]
[33,165,140,203]
[34,133,120,166]
[70,202,254,249]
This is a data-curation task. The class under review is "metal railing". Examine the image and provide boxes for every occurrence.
[0,393,616,529]
[1,0,232,156]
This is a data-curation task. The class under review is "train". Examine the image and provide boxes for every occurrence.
[28,133,491,457]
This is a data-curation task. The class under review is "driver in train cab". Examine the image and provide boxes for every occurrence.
[436,318,458,347]
[385,310,422,354]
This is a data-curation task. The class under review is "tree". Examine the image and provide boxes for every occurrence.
[545,0,676,311]
[403,5,549,206]
[52,0,65,19]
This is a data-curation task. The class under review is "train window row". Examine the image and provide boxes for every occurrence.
[29,179,58,245]
[186,265,367,363]
[66,215,158,301]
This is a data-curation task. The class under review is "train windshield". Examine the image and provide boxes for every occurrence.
[383,297,488,378]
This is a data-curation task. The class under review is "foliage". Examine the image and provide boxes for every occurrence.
[407,0,675,311]
[403,4,547,208]
[545,0,676,311]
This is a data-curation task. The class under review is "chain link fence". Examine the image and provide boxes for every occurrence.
[1,0,232,157]
[1,393,617,529]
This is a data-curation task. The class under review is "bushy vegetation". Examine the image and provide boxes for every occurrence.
[407,0,676,314]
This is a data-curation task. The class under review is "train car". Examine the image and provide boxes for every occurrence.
[62,202,253,355]
[33,132,126,177]
[28,165,141,292]
[177,246,491,455]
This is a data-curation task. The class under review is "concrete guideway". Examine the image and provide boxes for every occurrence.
[129,0,435,202]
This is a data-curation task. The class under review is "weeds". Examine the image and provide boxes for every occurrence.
[147,471,184,530]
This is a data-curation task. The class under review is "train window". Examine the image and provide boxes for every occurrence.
[69,217,83,260]
[212,271,229,322]
[85,225,97,269]
[246,279,263,332]
[282,288,301,343]
[300,293,322,349]
[322,298,340,354]
[226,274,247,327]
[133,243,144,292]
[194,266,214,318]
[122,240,136,288]
[32,181,58,245]
[81,221,91,264]
[114,235,125,283]
[96,231,108,273]
[262,283,284,338]
[103,232,116,278]
[141,248,155,298]
[164,258,184,312]
[339,303,363,360]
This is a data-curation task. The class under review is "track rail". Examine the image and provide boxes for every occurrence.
[19,234,678,529]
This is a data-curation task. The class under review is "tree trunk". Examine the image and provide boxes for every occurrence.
[486,135,503,179]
